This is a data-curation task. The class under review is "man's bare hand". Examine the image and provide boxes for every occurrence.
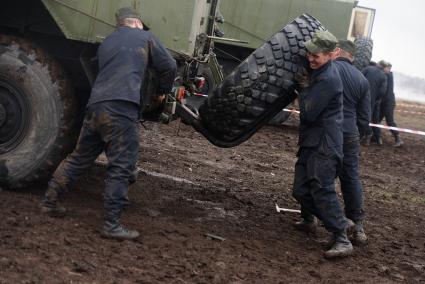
[294,73,309,89]
[154,94,166,103]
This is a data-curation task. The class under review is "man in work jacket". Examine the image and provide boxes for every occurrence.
[378,61,404,147]
[41,7,177,240]
[333,40,370,245]
[362,61,387,145]
[292,31,353,259]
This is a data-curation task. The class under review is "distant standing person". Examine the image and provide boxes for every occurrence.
[362,61,387,145]
[40,7,177,240]
[378,61,404,147]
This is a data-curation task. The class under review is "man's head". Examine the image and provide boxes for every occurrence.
[304,30,338,69]
[378,60,392,73]
[336,39,356,62]
[116,7,143,29]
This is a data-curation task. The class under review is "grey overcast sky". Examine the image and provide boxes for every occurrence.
[358,0,425,79]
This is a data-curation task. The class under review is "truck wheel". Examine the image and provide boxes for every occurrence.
[353,36,373,71]
[198,14,324,146]
[0,36,79,188]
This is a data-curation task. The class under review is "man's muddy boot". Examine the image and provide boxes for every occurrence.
[324,231,353,259]
[325,219,355,250]
[40,187,66,217]
[394,136,404,147]
[377,137,383,146]
[346,219,356,236]
[294,217,317,235]
[352,220,368,246]
[101,220,140,240]
[362,134,372,146]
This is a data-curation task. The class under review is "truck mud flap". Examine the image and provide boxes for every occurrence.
[186,14,325,148]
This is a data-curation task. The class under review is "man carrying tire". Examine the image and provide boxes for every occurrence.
[378,61,404,147]
[292,31,353,259]
[40,7,177,240]
[333,40,370,245]
[362,60,387,145]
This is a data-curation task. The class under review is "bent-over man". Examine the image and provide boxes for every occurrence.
[41,7,177,240]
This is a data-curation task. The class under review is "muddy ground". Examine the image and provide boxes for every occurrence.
[1,102,424,283]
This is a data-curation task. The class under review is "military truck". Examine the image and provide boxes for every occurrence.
[0,0,366,189]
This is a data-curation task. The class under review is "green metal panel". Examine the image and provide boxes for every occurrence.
[41,0,211,55]
[218,0,356,49]
[310,0,356,39]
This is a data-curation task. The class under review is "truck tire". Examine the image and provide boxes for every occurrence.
[197,14,324,146]
[0,36,79,188]
[353,36,373,71]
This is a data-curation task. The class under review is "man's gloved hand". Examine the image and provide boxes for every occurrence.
[294,73,309,89]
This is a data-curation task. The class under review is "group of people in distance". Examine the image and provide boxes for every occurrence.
[363,60,403,147]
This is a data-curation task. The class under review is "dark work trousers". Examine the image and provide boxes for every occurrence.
[292,147,347,234]
[379,100,399,139]
[47,104,140,222]
[339,136,364,222]
[369,99,382,140]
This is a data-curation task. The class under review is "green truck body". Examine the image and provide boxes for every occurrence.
[214,0,374,74]
[219,0,356,49]
[41,0,213,56]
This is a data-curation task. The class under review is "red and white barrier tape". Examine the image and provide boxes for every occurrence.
[397,103,425,110]
[395,109,425,116]
[282,109,425,136]
[368,123,425,136]
[283,108,300,114]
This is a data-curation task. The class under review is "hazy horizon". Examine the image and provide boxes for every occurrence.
[358,0,425,80]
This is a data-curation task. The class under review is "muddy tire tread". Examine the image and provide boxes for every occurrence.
[199,14,325,142]
[353,36,373,71]
[0,35,79,188]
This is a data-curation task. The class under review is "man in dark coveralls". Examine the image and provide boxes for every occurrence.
[41,7,177,240]
[333,40,370,245]
[362,60,387,145]
[292,31,353,258]
[377,61,404,147]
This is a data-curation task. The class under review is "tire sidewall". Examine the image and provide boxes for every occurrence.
[0,43,61,186]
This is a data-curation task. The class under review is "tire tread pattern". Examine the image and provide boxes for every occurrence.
[353,36,373,71]
[199,14,325,143]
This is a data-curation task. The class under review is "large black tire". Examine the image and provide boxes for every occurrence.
[197,14,324,146]
[353,36,373,71]
[0,35,79,188]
